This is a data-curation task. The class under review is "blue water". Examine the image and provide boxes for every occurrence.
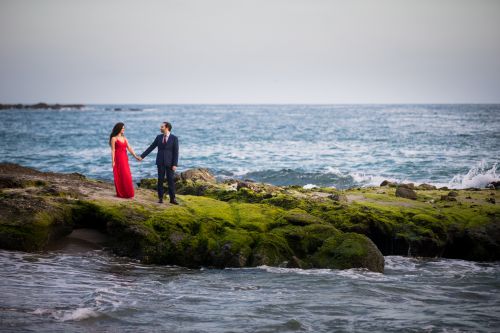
[1,105,500,332]
[0,104,499,188]
[1,249,499,332]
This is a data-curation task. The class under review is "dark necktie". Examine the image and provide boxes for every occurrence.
[163,135,166,144]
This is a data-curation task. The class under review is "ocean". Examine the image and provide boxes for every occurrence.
[1,249,499,332]
[0,104,498,189]
[0,104,499,332]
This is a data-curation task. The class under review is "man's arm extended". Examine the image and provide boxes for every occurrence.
[141,136,158,159]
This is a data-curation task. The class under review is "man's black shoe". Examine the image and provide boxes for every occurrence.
[170,199,179,205]
[158,199,163,204]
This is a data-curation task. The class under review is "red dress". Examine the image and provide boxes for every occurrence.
[113,139,135,198]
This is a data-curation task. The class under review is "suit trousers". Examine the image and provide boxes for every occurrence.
[157,165,176,201]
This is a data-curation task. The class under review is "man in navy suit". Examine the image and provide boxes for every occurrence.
[140,122,179,204]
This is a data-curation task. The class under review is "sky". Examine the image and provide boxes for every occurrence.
[0,0,499,104]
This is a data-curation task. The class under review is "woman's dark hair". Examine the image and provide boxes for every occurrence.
[163,122,172,131]
[109,122,124,146]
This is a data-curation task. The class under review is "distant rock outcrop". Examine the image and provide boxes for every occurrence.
[0,103,84,110]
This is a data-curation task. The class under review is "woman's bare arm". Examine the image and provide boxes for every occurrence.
[111,137,116,167]
[126,139,142,160]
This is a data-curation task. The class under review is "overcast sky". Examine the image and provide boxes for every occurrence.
[1,0,499,104]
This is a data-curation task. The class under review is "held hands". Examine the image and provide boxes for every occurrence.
[135,155,143,161]
[172,166,177,171]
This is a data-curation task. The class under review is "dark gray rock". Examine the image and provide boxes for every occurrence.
[487,181,500,190]
[380,180,397,187]
[416,183,437,190]
[180,168,216,183]
[395,186,417,200]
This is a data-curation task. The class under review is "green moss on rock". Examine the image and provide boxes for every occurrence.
[0,192,73,251]
[311,233,384,272]
[252,233,294,266]
[262,194,307,210]
[5,163,500,272]
[281,208,325,226]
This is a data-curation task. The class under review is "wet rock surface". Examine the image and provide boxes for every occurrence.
[2,163,500,272]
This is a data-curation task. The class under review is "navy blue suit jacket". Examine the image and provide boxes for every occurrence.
[141,134,179,167]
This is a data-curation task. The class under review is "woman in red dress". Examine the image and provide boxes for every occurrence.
[109,122,141,198]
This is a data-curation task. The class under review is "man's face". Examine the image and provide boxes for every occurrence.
[160,124,166,133]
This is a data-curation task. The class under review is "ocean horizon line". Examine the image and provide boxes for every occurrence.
[2,102,500,106]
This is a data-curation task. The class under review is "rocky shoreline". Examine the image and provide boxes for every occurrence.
[1,164,499,273]
[0,103,85,110]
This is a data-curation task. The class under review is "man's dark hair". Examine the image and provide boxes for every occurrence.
[163,122,172,131]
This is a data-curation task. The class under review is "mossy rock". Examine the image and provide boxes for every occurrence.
[252,233,294,266]
[3,163,499,271]
[182,195,237,226]
[311,232,384,273]
[137,178,160,191]
[443,221,500,261]
[301,224,342,255]
[208,228,256,267]
[262,194,307,210]
[0,192,73,251]
[281,208,324,226]
[233,202,282,232]
[176,180,218,196]
[75,201,159,260]
[271,223,341,259]
[216,187,271,203]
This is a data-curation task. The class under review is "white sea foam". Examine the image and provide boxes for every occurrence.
[384,256,421,272]
[303,184,318,189]
[231,167,253,177]
[350,171,400,187]
[256,265,334,275]
[32,308,53,315]
[320,166,404,188]
[33,307,101,321]
[256,265,391,281]
[321,160,499,189]
[447,160,499,189]
[322,166,344,175]
[336,268,390,281]
[59,307,100,321]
